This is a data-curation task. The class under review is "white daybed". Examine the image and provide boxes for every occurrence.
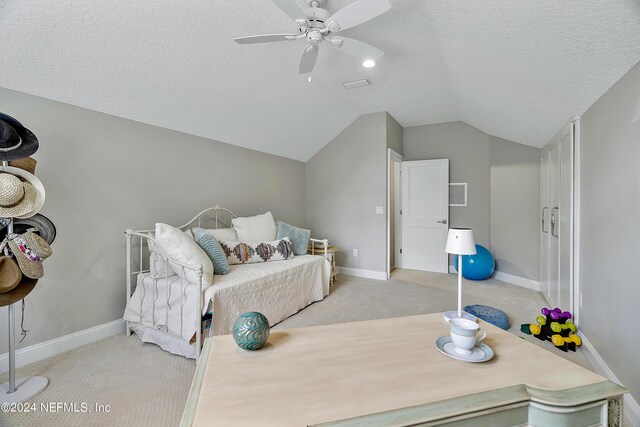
[123,206,331,360]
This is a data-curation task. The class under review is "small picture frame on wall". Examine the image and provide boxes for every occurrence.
[449,183,467,207]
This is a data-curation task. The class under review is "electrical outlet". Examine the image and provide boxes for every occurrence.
[352,249,358,257]
[375,206,384,214]
[579,292,583,309]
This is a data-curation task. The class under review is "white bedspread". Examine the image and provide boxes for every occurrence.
[124,255,330,353]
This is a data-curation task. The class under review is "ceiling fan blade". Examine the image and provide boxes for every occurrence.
[325,0,391,32]
[328,36,384,62]
[299,45,318,74]
[272,0,309,25]
[234,34,297,44]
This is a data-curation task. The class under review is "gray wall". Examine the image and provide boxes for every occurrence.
[579,61,640,403]
[386,114,404,155]
[0,87,305,354]
[403,122,540,280]
[403,122,491,246]
[489,136,540,280]
[306,112,395,273]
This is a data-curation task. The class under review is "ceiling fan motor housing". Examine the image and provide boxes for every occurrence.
[307,30,324,44]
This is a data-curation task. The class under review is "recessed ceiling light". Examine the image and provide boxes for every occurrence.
[362,59,376,68]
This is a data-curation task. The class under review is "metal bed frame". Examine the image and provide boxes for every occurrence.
[124,205,328,361]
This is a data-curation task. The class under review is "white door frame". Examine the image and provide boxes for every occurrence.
[572,117,581,327]
[540,117,579,325]
[386,148,403,279]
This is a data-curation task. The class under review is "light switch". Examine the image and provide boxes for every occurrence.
[376,206,384,214]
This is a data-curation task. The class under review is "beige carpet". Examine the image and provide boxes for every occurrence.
[0,271,608,426]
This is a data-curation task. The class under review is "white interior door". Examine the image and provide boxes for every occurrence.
[540,152,550,303]
[548,144,560,308]
[559,129,573,311]
[400,159,449,273]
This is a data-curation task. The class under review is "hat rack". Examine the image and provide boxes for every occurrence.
[0,159,49,403]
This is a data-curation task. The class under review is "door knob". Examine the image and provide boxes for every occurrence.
[437,219,448,224]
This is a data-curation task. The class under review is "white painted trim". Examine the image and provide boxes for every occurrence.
[0,319,126,372]
[386,148,403,280]
[579,332,640,427]
[492,271,541,292]
[447,267,541,292]
[573,116,581,328]
[336,266,388,281]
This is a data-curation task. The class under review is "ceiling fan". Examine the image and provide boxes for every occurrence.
[234,0,391,74]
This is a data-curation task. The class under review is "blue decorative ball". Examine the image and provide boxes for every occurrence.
[455,244,495,280]
[233,312,270,350]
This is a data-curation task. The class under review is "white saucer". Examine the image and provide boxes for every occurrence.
[435,336,494,363]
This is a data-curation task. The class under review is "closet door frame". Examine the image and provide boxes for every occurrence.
[540,117,579,325]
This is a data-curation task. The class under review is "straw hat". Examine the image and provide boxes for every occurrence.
[8,157,37,175]
[0,166,45,219]
[0,113,39,161]
[0,173,38,218]
[8,231,52,279]
[0,256,22,293]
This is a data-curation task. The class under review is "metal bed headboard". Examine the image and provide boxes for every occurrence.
[124,205,238,361]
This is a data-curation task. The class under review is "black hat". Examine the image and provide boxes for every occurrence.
[0,113,39,161]
[0,214,56,245]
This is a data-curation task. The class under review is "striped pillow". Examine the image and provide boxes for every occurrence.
[193,228,229,275]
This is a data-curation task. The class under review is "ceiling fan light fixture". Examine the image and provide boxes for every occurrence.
[362,59,376,68]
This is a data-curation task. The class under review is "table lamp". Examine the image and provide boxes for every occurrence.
[444,228,477,321]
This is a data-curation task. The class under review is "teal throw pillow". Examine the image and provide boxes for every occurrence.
[276,221,311,256]
[193,228,229,275]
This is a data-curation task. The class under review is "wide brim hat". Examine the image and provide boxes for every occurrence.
[8,231,52,279]
[0,166,45,219]
[0,256,22,294]
[0,171,39,218]
[7,214,57,245]
[0,113,39,161]
[8,157,37,175]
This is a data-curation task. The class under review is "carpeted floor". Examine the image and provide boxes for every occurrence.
[0,270,610,426]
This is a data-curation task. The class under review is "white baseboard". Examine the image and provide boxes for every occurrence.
[0,319,126,373]
[336,266,387,281]
[579,332,640,427]
[448,266,541,292]
[492,271,541,292]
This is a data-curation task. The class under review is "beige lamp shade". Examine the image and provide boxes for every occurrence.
[445,228,476,255]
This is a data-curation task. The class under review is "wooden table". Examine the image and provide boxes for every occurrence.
[308,245,339,285]
[181,313,626,427]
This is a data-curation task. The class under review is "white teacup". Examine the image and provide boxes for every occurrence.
[449,317,486,355]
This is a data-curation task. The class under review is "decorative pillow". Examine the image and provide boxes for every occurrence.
[219,238,294,265]
[154,223,213,285]
[193,228,229,275]
[231,212,277,242]
[204,227,238,242]
[276,221,311,256]
[147,230,193,278]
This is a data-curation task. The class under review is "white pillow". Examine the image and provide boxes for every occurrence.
[147,230,193,277]
[232,212,277,242]
[154,223,213,285]
[205,227,238,242]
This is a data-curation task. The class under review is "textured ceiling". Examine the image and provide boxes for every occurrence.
[1,1,639,161]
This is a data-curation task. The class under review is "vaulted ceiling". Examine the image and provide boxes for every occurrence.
[1,1,639,161]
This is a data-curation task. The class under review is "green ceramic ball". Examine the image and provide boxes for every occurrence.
[233,312,270,350]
